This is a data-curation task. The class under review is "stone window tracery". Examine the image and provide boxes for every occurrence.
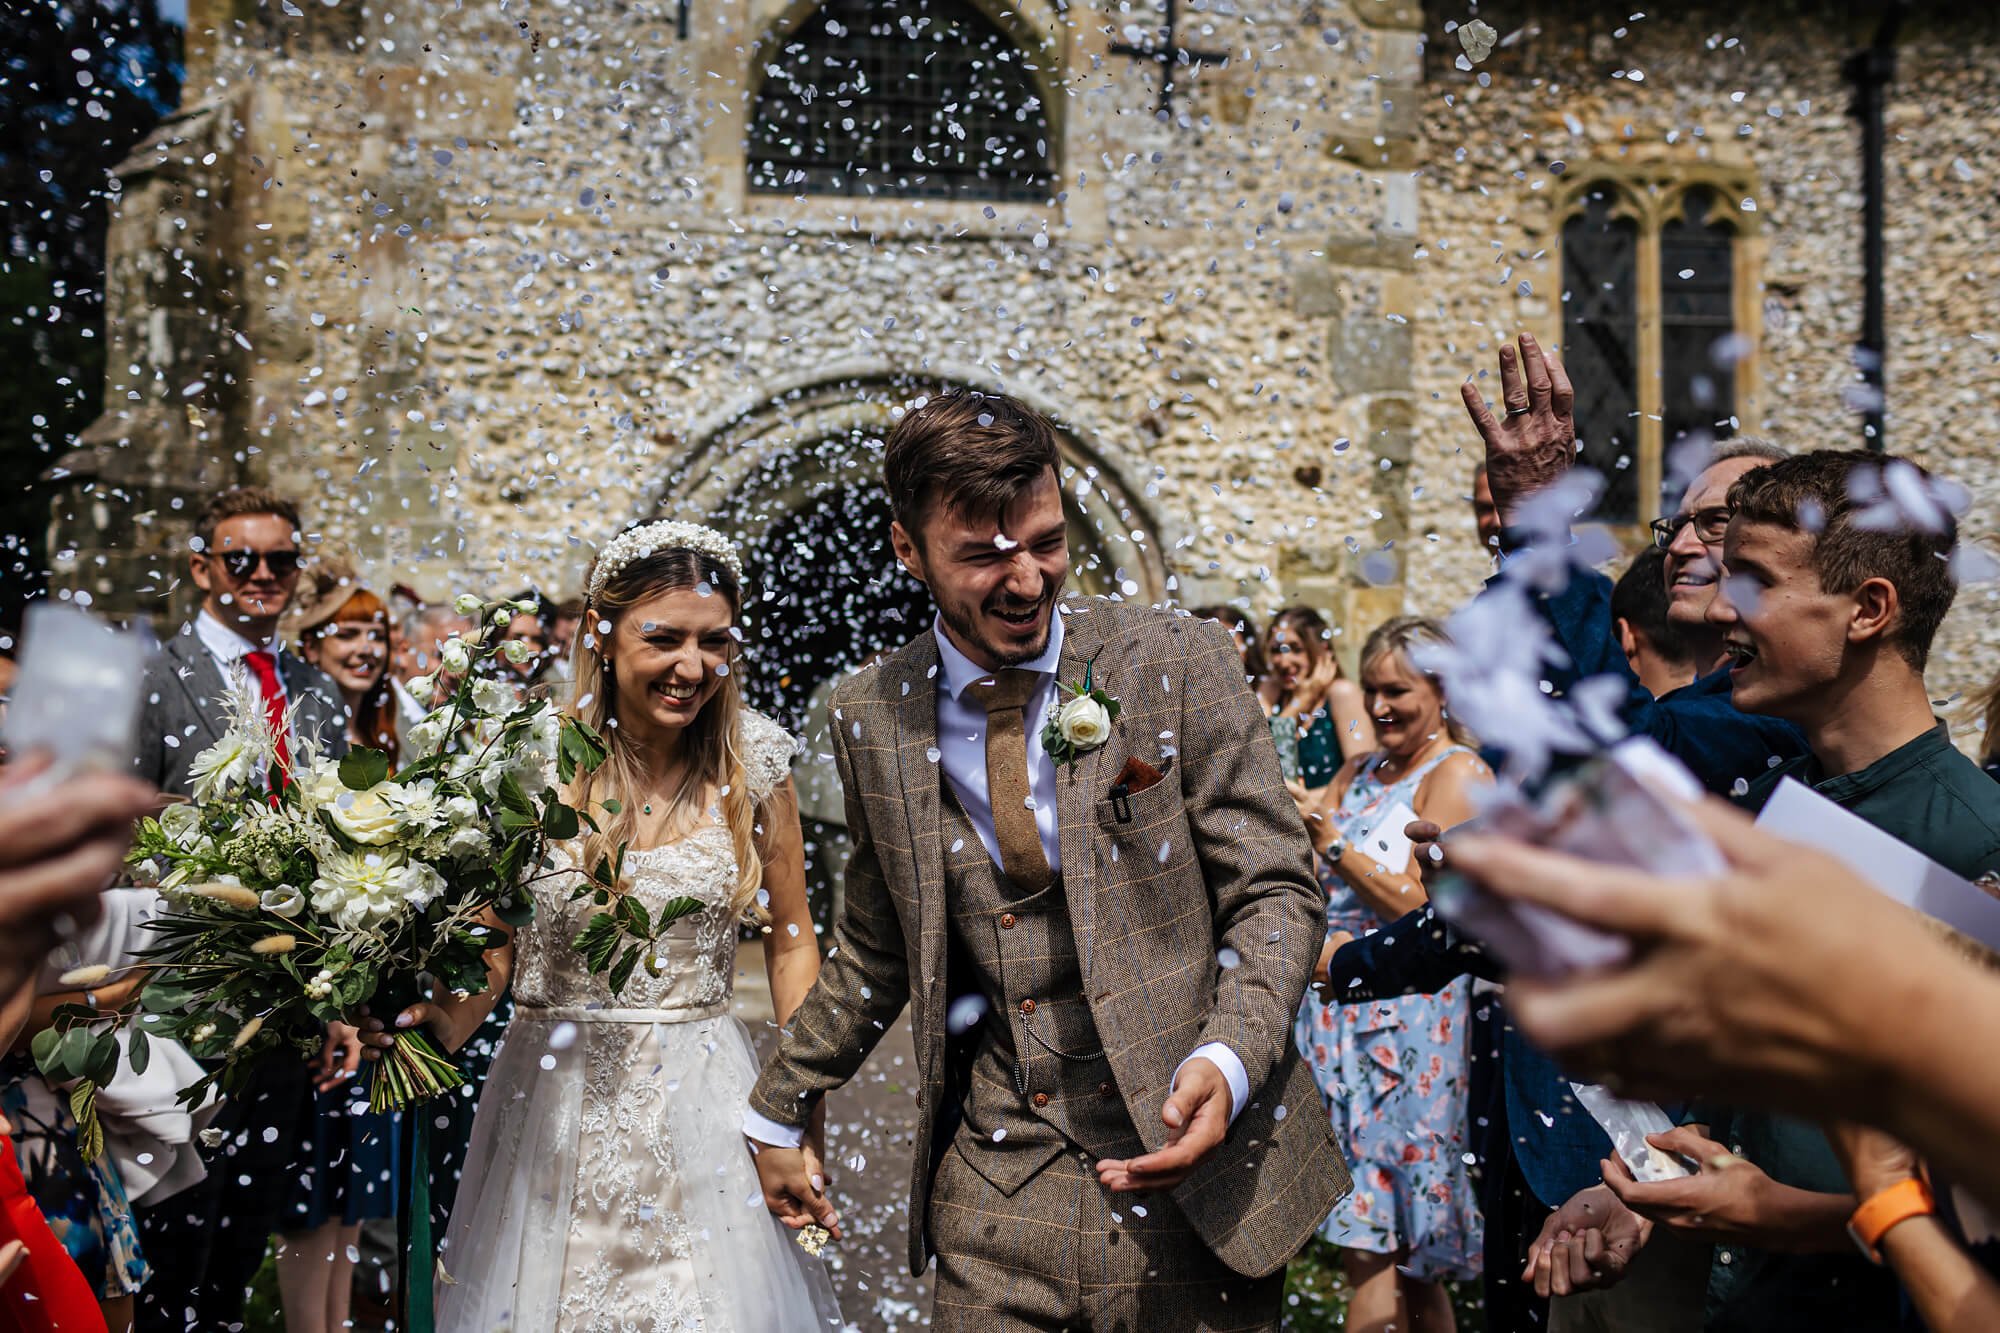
[746,0,1056,203]
[1556,172,1758,525]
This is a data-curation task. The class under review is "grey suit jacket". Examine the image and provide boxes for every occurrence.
[135,623,350,799]
[749,595,1350,1278]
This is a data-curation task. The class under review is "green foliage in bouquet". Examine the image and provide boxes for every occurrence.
[36,597,706,1156]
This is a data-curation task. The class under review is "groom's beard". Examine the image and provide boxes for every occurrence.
[935,579,1058,668]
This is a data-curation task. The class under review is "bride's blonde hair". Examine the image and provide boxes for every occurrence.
[567,545,765,921]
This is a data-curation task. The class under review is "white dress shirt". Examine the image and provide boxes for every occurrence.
[194,609,286,710]
[745,610,1248,1149]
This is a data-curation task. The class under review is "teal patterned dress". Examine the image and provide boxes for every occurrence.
[2,1058,151,1298]
[1293,749,1483,1280]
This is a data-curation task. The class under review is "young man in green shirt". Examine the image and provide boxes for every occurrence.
[1539,449,2000,1331]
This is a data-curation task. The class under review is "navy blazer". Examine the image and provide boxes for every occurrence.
[1326,567,1809,1207]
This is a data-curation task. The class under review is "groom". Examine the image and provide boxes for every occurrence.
[747,391,1349,1329]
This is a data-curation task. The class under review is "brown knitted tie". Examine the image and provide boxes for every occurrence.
[964,668,1055,893]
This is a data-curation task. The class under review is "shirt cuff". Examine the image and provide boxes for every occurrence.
[1175,1042,1250,1124]
[742,1107,806,1149]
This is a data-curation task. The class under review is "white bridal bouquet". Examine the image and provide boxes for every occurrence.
[37,598,684,1152]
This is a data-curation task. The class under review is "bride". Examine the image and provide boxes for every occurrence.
[363,520,843,1331]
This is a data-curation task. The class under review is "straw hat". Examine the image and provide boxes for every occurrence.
[284,554,369,639]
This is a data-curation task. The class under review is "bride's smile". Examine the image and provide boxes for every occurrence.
[601,587,737,735]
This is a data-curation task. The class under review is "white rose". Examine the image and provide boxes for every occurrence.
[1056,693,1112,751]
[453,593,483,616]
[439,638,472,674]
[261,884,306,918]
[327,784,401,845]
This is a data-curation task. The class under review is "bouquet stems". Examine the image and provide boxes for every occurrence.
[369,1026,462,1113]
[366,977,462,1113]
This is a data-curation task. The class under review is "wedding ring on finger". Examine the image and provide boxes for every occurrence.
[1505,403,1534,418]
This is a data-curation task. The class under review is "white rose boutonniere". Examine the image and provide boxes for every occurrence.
[1041,663,1120,767]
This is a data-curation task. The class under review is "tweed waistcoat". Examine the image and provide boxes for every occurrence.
[940,789,1145,1194]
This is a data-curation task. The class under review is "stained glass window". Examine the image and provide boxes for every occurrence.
[1660,188,1738,458]
[1561,186,1642,523]
[748,0,1055,203]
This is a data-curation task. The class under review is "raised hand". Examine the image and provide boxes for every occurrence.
[1459,331,1576,523]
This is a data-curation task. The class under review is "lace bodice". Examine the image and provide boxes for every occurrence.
[511,709,797,1014]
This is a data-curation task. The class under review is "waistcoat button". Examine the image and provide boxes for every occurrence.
[1019,998,1036,1016]
[1032,1092,1050,1108]
[1098,1081,1115,1098]
[1000,913,1017,929]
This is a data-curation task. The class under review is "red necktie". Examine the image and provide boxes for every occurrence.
[241,649,292,781]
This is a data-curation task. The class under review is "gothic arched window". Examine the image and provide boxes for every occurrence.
[1558,176,1753,525]
[747,0,1056,203]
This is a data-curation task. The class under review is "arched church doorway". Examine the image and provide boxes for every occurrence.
[668,371,1169,921]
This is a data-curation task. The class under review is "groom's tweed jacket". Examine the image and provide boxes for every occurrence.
[750,595,1350,1278]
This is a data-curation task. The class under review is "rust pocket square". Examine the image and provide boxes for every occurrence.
[1110,756,1166,796]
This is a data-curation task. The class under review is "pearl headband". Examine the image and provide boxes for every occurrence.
[587,519,745,604]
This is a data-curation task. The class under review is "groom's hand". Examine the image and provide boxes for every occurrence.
[1094,1056,1230,1193]
[750,1137,842,1240]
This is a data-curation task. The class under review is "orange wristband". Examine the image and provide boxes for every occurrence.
[1847,1177,1934,1263]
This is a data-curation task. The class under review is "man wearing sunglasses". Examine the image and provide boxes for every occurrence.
[131,485,349,1333]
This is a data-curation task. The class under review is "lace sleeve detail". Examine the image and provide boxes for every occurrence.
[738,709,799,799]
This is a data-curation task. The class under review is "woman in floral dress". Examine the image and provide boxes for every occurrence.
[1295,616,1490,1333]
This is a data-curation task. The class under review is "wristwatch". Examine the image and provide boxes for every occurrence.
[1847,1177,1934,1263]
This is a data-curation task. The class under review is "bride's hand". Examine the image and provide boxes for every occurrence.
[750,1112,841,1240]
[355,998,460,1060]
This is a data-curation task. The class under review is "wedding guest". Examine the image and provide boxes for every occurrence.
[278,567,404,1333]
[1325,339,1804,1327]
[1188,604,1267,688]
[1518,450,2000,1331]
[1262,605,1374,785]
[129,485,348,1333]
[1609,547,1696,698]
[1295,617,1488,1333]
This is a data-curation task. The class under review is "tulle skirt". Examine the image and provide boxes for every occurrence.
[435,1006,844,1332]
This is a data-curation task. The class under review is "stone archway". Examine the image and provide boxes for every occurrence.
[660,367,1170,919]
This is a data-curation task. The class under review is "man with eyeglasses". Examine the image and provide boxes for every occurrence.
[131,484,349,1333]
[1464,334,1806,796]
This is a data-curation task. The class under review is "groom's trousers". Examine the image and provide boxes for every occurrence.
[928,1140,1283,1332]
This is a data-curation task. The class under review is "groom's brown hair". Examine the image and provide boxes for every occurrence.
[883,389,1061,547]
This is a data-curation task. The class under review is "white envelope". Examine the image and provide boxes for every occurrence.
[1356,801,1419,875]
[1756,778,2000,951]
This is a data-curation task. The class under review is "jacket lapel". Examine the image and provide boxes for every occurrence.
[1053,597,1114,980]
[164,632,228,751]
[890,632,949,1025]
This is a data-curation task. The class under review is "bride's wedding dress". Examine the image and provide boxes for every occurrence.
[436,710,844,1332]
